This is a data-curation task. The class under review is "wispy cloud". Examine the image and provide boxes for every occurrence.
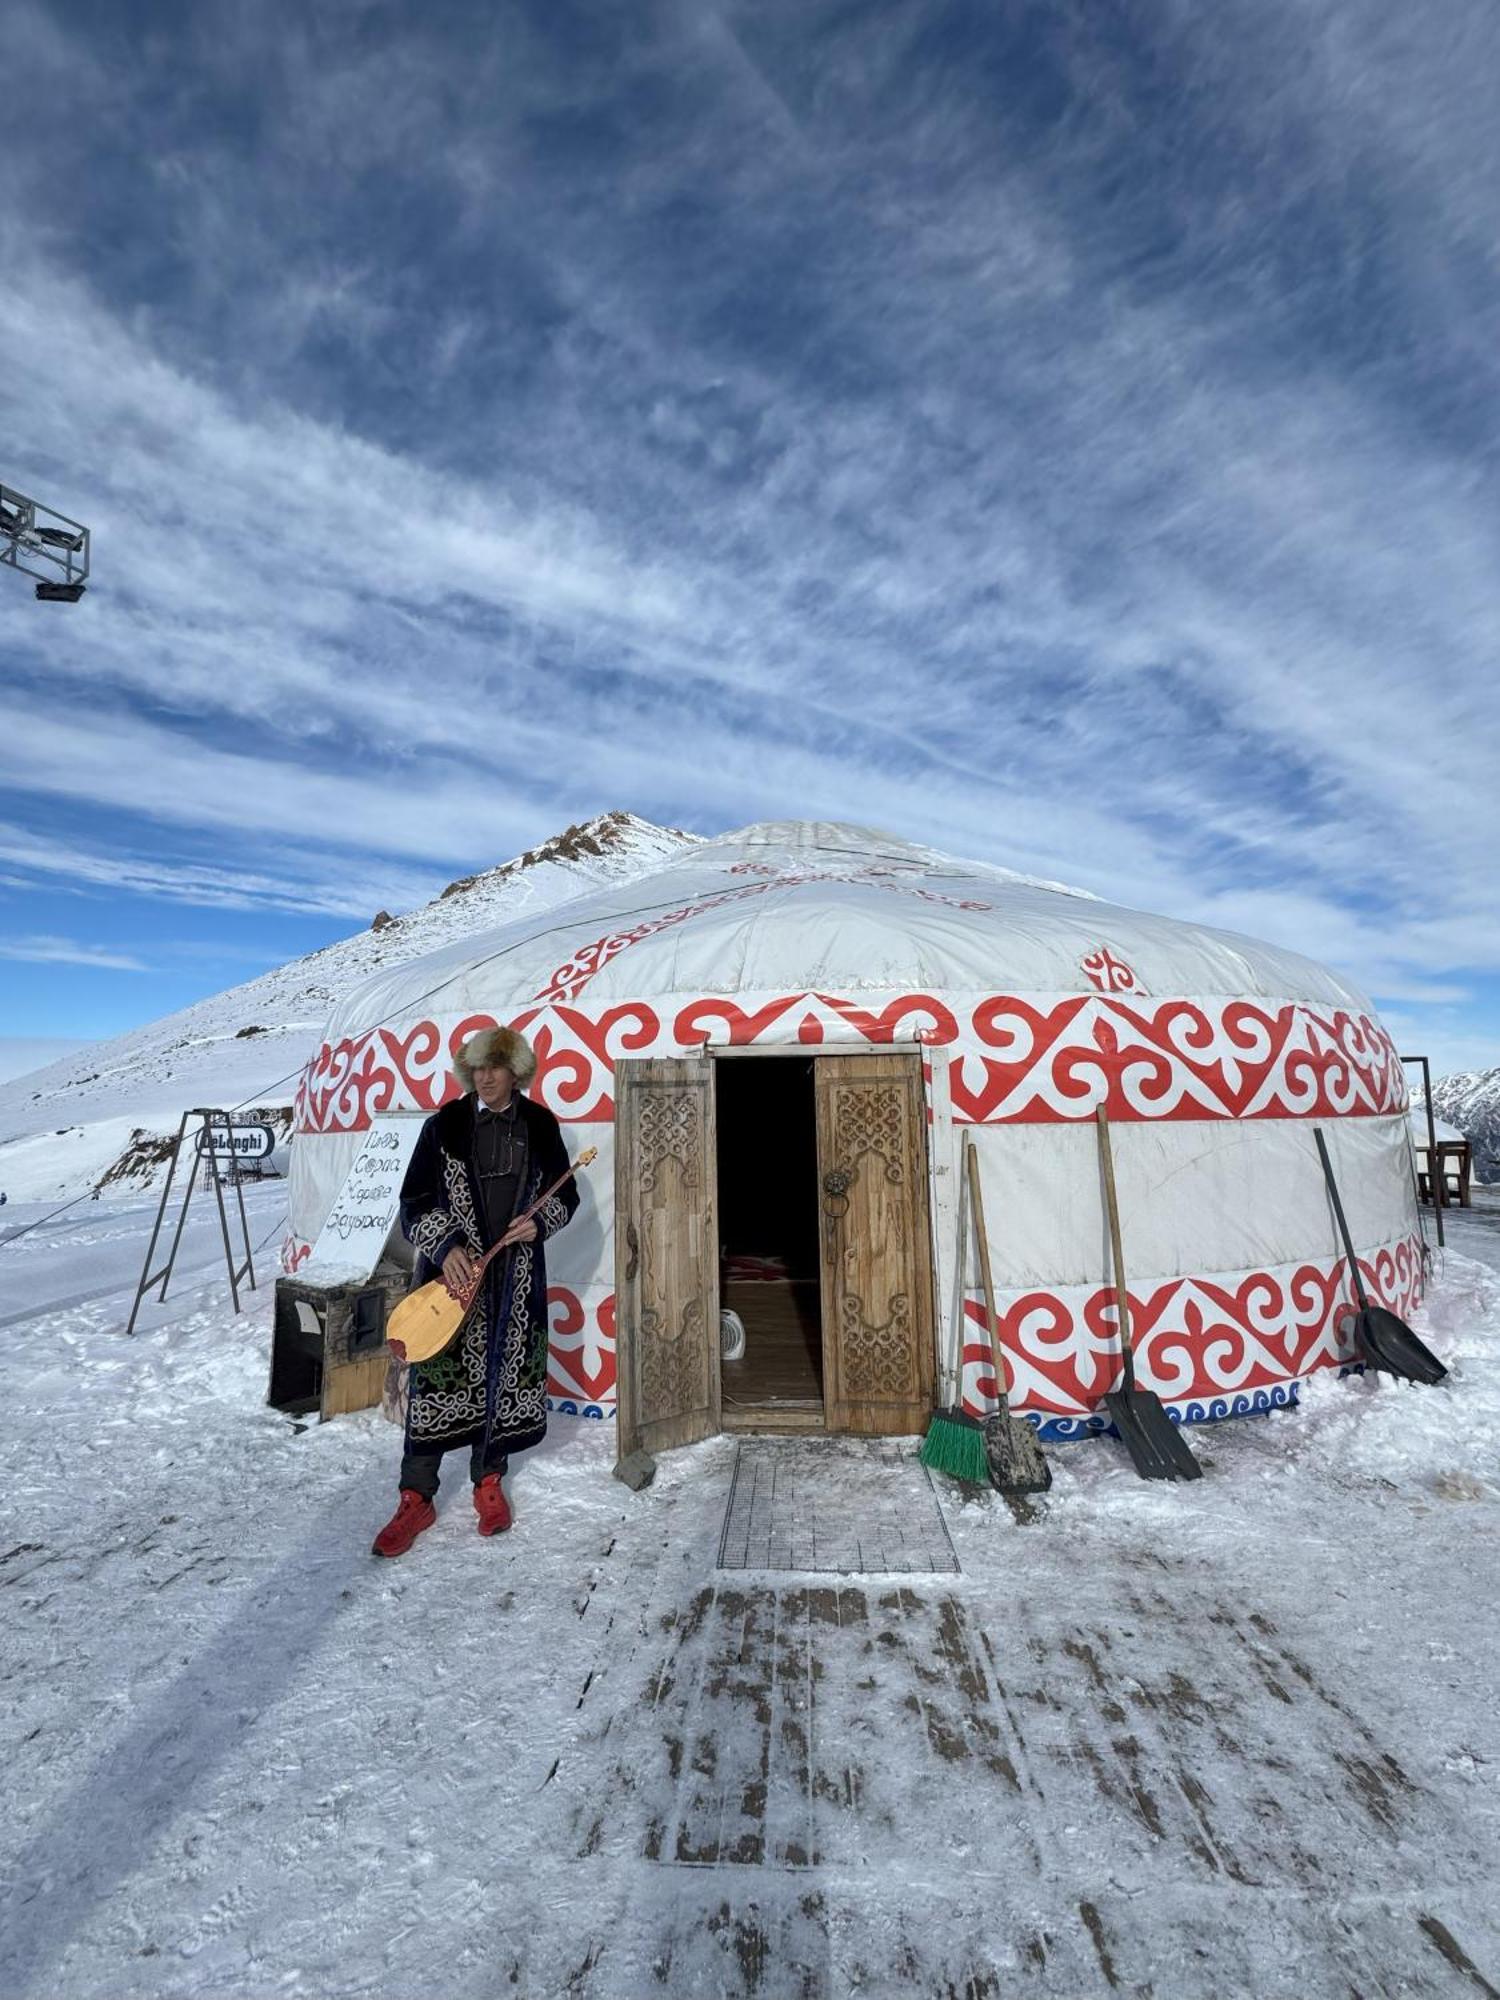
[0,936,148,972]
[0,0,1497,1061]
[0,822,444,922]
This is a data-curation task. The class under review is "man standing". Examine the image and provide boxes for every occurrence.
[372,1026,579,1558]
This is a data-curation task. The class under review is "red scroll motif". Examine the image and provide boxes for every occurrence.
[676,994,805,1046]
[296,991,1406,1135]
[546,1286,617,1406]
[958,1233,1424,1424]
[299,1014,502,1134]
[1081,946,1144,994]
[529,1003,661,1123]
[952,996,1405,1123]
[822,994,961,1043]
[675,991,958,1049]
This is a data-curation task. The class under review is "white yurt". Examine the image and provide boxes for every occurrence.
[285,821,1423,1449]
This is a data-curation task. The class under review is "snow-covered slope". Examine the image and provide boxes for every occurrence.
[2,1188,1498,1996]
[1430,1065,1500,1184]
[0,812,696,1201]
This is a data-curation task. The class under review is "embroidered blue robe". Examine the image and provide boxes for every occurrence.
[397,1092,579,1455]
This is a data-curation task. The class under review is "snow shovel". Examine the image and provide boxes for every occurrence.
[964,1137,1051,1494]
[1312,1129,1447,1386]
[1095,1108,1202,1481]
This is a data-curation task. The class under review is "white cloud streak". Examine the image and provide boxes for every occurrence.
[0,0,1497,1063]
[0,935,148,972]
[0,822,444,922]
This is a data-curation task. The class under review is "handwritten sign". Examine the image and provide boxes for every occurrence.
[302,1116,425,1284]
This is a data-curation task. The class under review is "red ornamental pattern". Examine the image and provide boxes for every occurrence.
[1081,946,1144,994]
[546,1286,617,1408]
[953,994,1404,1124]
[961,1234,1424,1423]
[674,991,961,1051]
[296,991,1404,1136]
[299,1012,503,1134]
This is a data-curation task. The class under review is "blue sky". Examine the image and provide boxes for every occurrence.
[1,0,1498,1074]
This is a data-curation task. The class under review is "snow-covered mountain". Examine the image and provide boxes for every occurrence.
[0,811,696,1202]
[1429,1067,1500,1184]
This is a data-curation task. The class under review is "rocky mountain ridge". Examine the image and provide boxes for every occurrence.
[0,811,696,1200]
[1428,1067,1500,1184]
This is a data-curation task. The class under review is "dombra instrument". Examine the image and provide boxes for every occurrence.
[387,1147,597,1366]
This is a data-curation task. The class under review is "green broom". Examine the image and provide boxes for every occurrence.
[920,1397,989,1483]
[920,1186,989,1484]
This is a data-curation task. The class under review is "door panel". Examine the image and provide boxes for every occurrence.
[614,1058,720,1457]
[815,1053,936,1435]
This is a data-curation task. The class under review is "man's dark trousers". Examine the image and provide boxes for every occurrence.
[399,1432,509,1497]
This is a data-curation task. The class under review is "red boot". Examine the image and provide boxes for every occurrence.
[473,1473,512,1536]
[372,1489,436,1558]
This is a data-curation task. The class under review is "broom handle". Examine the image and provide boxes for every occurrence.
[964,1136,1013,1412]
[1095,1107,1138,1396]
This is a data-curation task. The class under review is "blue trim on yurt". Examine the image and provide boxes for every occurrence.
[547,1397,614,1421]
[1030,1380,1301,1443]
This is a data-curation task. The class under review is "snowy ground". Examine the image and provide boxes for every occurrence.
[2,1192,1499,1998]
[1433,1185,1500,1276]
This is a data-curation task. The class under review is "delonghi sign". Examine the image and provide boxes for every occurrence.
[195,1120,276,1162]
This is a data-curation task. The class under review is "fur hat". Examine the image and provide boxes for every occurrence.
[452,1025,537,1092]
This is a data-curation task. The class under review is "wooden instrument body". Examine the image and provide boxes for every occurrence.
[387,1278,473,1364]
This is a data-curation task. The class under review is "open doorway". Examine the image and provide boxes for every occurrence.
[715,1055,824,1424]
[613,1050,937,1456]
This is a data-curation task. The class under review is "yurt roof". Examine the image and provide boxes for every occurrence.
[327,821,1373,1037]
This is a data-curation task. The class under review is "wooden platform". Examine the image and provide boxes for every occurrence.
[555,1459,1493,1997]
[716,1438,960,1574]
[721,1277,823,1412]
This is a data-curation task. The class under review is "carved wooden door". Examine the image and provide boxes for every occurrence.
[815,1053,936,1435]
[614,1058,720,1457]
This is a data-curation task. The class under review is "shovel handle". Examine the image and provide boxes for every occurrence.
[964,1136,1012,1411]
[1313,1129,1371,1312]
[1095,1107,1138,1395]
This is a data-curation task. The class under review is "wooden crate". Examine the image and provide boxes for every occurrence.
[269,1269,411,1421]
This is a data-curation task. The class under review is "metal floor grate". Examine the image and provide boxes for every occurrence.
[716,1437,960,1575]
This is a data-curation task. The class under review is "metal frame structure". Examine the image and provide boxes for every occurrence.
[125,1109,258,1336]
[1,477,90,600]
[1400,1053,1445,1249]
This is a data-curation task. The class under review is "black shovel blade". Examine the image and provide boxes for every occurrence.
[1354,1306,1448,1386]
[1105,1388,1203,1481]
